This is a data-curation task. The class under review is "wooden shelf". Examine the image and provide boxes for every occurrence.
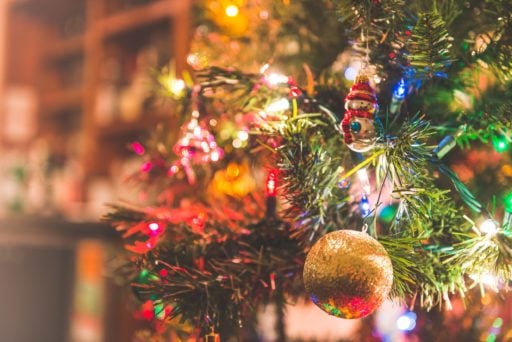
[10,0,85,23]
[101,0,178,37]
[42,88,84,112]
[3,0,191,181]
[46,35,84,60]
[97,115,161,137]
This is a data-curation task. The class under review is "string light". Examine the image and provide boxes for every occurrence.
[357,168,371,217]
[266,72,289,86]
[344,66,359,81]
[479,219,498,235]
[265,98,290,113]
[396,311,417,332]
[131,141,145,155]
[266,169,278,197]
[148,222,161,236]
[392,78,407,100]
[360,194,371,217]
[237,130,249,141]
[492,135,509,153]
[167,78,186,98]
[504,192,512,212]
[476,273,499,288]
[225,5,239,17]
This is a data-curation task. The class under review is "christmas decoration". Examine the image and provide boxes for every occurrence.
[205,327,221,342]
[208,161,256,198]
[172,110,224,183]
[303,229,393,319]
[341,74,379,152]
[104,0,512,340]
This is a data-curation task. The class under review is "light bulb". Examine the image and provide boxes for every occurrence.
[265,98,290,113]
[480,219,498,235]
[225,5,239,17]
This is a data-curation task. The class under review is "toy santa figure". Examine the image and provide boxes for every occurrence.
[340,74,379,152]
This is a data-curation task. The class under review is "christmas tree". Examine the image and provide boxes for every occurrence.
[105,0,512,340]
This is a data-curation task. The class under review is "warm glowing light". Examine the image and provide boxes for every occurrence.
[265,98,290,112]
[237,130,249,141]
[480,219,498,235]
[167,78,186,97]
[232,139,243,149]
[266,72,289,86]
[471,272,499,289]
[211,150,221,161]
[356,168,371,195]
[225,5,239,17]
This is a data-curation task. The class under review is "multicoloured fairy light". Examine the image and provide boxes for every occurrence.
[504,192,512,213]
[266,169,278,197]
[225,4,239,17]
[492,135,509,153]
[131,141,145,155]
[479,219,498,235]
[173,110,224,183]
[390,78,407,114]
[148,222,162,236]
[396,311,417,332]
[357,168,372,217]
[265,98,290,113]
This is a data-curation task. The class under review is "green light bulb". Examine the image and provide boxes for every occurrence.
[493,135,509,153]
[504,192,512,213]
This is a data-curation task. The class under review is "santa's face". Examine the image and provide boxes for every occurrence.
[345,99,378,113]
[347,116,377,152]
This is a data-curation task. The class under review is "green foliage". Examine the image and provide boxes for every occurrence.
[407,11,454,79]
[104,1,512,337]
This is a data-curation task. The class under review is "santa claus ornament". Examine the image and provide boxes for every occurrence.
[341,74,380,152]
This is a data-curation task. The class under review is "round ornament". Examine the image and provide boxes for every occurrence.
[341,75,379,152]
[303,229,393,319]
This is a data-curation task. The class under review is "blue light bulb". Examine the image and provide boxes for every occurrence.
[393,78,407,100]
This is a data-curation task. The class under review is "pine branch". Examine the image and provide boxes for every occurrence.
[406,11,454,80]
[447,226,512,284]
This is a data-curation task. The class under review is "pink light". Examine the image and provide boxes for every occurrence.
[148,222,160,231]
[141,162,153,173]
[148,222,161,236]
[168,165,180,176]
[131,141,145,155]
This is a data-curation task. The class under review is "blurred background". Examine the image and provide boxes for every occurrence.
[1,0,512,341]
[0,0,191,341]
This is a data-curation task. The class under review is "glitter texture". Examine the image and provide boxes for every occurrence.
[303,229,393,319]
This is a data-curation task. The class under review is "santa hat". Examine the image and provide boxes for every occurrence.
[345,74,377,104]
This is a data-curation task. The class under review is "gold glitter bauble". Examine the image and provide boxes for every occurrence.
[303,229,393,319]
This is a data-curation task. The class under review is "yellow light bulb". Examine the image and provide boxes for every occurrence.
[225,5,239,17]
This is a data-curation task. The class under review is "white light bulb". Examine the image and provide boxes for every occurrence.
[480,219,498,235]
[265,98,290,113]
[169,79,186,96]
[266,73,289,86]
